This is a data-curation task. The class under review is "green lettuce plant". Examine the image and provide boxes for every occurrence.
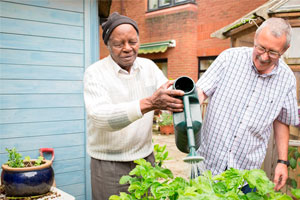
[109,144,298,200]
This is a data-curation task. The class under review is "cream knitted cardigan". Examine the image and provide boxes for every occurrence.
[84,55,167,161]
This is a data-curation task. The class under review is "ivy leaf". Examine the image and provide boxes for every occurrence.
[289,157,297,169]
[290,179,297,189]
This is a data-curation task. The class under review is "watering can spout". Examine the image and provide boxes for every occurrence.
[173,76,204,163]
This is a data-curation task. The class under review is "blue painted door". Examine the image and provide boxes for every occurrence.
[0,0,98,199]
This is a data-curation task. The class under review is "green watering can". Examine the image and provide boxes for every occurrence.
[173,76,204,163]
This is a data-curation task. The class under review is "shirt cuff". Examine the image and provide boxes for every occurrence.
[127,100,143,122]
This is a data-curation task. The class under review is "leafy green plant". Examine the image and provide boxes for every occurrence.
[6,148,24,168]
[5,148,44,168]
[286,146,300,198]
[154,144,170,167]
[158,112,173,126]
[109,144,298,200]
[34,156,44,166]
[291,188,300,199]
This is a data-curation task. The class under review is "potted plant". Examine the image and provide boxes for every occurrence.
[158,111,174,135]
[1,148,55,197]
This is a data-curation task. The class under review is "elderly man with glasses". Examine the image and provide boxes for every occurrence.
[196,18,298,193]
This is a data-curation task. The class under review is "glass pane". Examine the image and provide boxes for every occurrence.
[200,59,214,71]
[199,57,216,79]
[155,61,168,78]
[149,0,158,10]
[159,0,171,6]
[175,0,188,3]
[283,27,300,58]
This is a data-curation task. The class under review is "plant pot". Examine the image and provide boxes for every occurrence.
[159,125,174,135]
[1,148,55,197]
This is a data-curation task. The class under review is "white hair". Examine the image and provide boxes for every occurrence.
[255,18,291,49]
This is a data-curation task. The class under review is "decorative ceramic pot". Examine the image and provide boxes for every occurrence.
[1,148,55,197]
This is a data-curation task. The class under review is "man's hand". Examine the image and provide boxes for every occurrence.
[140,80,184,114]
[273,163,288,191]
[197,87,207,104]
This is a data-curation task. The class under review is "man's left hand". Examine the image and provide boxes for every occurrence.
[273,163,288,191]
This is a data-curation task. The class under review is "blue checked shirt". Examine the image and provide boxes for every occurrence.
[196,47,299,175]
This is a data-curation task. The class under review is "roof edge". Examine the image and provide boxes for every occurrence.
[210,0,286,39]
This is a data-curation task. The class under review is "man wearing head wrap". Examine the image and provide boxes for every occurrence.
[84,12,184,199]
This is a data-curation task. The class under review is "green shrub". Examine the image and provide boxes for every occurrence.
[109,144,298,200]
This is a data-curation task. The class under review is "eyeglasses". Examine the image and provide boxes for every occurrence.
[254,45,281,59]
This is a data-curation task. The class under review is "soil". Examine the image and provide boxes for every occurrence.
[152,129,189,179]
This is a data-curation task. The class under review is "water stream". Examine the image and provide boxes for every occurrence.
[185,160,206,179]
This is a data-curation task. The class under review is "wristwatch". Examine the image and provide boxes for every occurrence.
[277,159,290,167]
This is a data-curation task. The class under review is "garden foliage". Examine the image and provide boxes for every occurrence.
[109,144,300,200]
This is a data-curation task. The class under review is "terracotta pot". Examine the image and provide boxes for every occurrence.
[159,125,174,135]
[1,148,55,197]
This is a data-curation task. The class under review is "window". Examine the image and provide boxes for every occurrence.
[154,59,168,78]
[198,56,216,79]
[148,0,195,11]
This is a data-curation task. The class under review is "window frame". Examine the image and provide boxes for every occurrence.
[147,0,195,12]
[198,56,217,79]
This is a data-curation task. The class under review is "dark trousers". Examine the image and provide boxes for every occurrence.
[90,153,155,200]
[241,184,257,194]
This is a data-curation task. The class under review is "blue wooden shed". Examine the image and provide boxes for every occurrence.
[0,0,105,199]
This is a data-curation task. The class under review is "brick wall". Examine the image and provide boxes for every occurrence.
[99,0,268,82]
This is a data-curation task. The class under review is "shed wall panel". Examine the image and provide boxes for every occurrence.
[0,64,84,80]
[3,0,84,12]
[0,0,88,198]
[0,1,83,26]
[0,18,83,39]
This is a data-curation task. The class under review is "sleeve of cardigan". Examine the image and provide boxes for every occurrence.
[83,66,142,132]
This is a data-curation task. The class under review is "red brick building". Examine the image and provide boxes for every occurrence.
[99,0,268,82]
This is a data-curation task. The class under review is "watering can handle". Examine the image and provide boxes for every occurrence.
[39,148,55,162]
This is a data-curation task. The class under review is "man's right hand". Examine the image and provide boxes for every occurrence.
[197,87,208,105]
[140,80,184,114]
